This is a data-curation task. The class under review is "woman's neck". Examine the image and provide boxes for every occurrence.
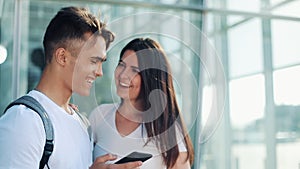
[118,100,143,123]
[116,101,143,136]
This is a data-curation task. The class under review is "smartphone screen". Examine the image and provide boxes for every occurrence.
[114,151,152,164]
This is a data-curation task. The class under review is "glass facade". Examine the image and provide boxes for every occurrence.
[1,0,300,169]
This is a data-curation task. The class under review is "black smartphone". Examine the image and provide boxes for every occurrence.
[114,151,152,164]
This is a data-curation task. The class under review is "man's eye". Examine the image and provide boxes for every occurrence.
[101,58,107,62]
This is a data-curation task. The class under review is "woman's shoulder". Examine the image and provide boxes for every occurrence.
[89,103,118,119]
[97,103,117,110]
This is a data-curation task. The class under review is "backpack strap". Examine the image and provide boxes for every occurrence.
[69,104,90,129]
[4,95,54,169]
[69,104,91,141]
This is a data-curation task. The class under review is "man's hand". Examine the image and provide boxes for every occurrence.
[89,154,142,169]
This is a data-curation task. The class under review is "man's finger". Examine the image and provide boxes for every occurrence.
[94,154,118,163]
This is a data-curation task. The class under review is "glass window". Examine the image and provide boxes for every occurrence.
[228,19,263,78]
[0,0,15,114]
[270,0,286,6]
[272,20,300,68]
[277,140,300,169]
[229,74,265,129]
[229,74,266,169]
[273,65,300,106]
[227,0,260,12]
[205,0,260,12]
[273,65,300,169]
[271,0,300,18]
[232,143,266,169]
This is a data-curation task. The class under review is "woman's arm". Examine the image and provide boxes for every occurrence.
[170,152,191,169]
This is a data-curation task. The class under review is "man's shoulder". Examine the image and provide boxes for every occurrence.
[1,93,48,135]
[0,98,45,169]
[3,102,41,120]
[0,101,45,139]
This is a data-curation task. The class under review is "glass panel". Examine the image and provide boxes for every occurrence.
[273,65,300,106]
[229,74,265,129]
[272,20,300,68]
[274,66,300,169]
[229,74,266,169]
[205,0,261,12]
[277,140,300,169]
[271,0,300,18]
[270,0,286,6]
[0,0,14,114]
[228,18,263,78]
[232,143,266,169]
[227,15,248,26]
[227,0,261,12]
[116,0,203,6]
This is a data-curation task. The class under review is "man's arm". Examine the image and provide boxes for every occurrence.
[0,106,45,169]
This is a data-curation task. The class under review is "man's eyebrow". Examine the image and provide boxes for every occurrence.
[92,56,107,62]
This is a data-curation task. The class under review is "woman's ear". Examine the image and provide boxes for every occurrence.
[55,47,67,66]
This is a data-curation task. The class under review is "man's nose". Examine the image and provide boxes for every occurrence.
[95,63,103,77]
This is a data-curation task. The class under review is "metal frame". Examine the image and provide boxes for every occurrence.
[12,0,22,99]
[30,0,300,21]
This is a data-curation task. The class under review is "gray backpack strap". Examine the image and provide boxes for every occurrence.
[4,95,54,169]
[69,104,91,141]
[68,104,90,128]
[76,112,90,127]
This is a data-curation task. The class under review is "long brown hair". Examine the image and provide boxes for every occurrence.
[119,38,194,168]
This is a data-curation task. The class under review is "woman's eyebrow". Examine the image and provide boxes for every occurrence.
[119,59,139,70]
[131,65,140,70]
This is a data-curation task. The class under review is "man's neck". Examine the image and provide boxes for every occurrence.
[35,68,73,114]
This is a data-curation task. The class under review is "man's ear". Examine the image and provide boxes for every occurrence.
[55,48,67,66]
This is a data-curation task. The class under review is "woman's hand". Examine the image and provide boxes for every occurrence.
[90,154,142,169]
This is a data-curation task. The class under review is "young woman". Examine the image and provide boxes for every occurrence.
[89,38,194,169]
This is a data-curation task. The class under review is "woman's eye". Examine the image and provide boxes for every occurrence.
[132,68,140,73]
[118,62,125,67]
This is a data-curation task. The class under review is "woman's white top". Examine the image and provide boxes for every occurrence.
[89,103,187,169]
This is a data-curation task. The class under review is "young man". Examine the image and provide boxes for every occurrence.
[0,7,142,169]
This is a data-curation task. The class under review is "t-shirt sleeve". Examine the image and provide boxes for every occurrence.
[0,105,45,169]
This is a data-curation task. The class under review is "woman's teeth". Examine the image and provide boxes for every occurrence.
[120,82,130,87]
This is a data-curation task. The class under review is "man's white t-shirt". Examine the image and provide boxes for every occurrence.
[0,90,93,169]
[89,104,187,169]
